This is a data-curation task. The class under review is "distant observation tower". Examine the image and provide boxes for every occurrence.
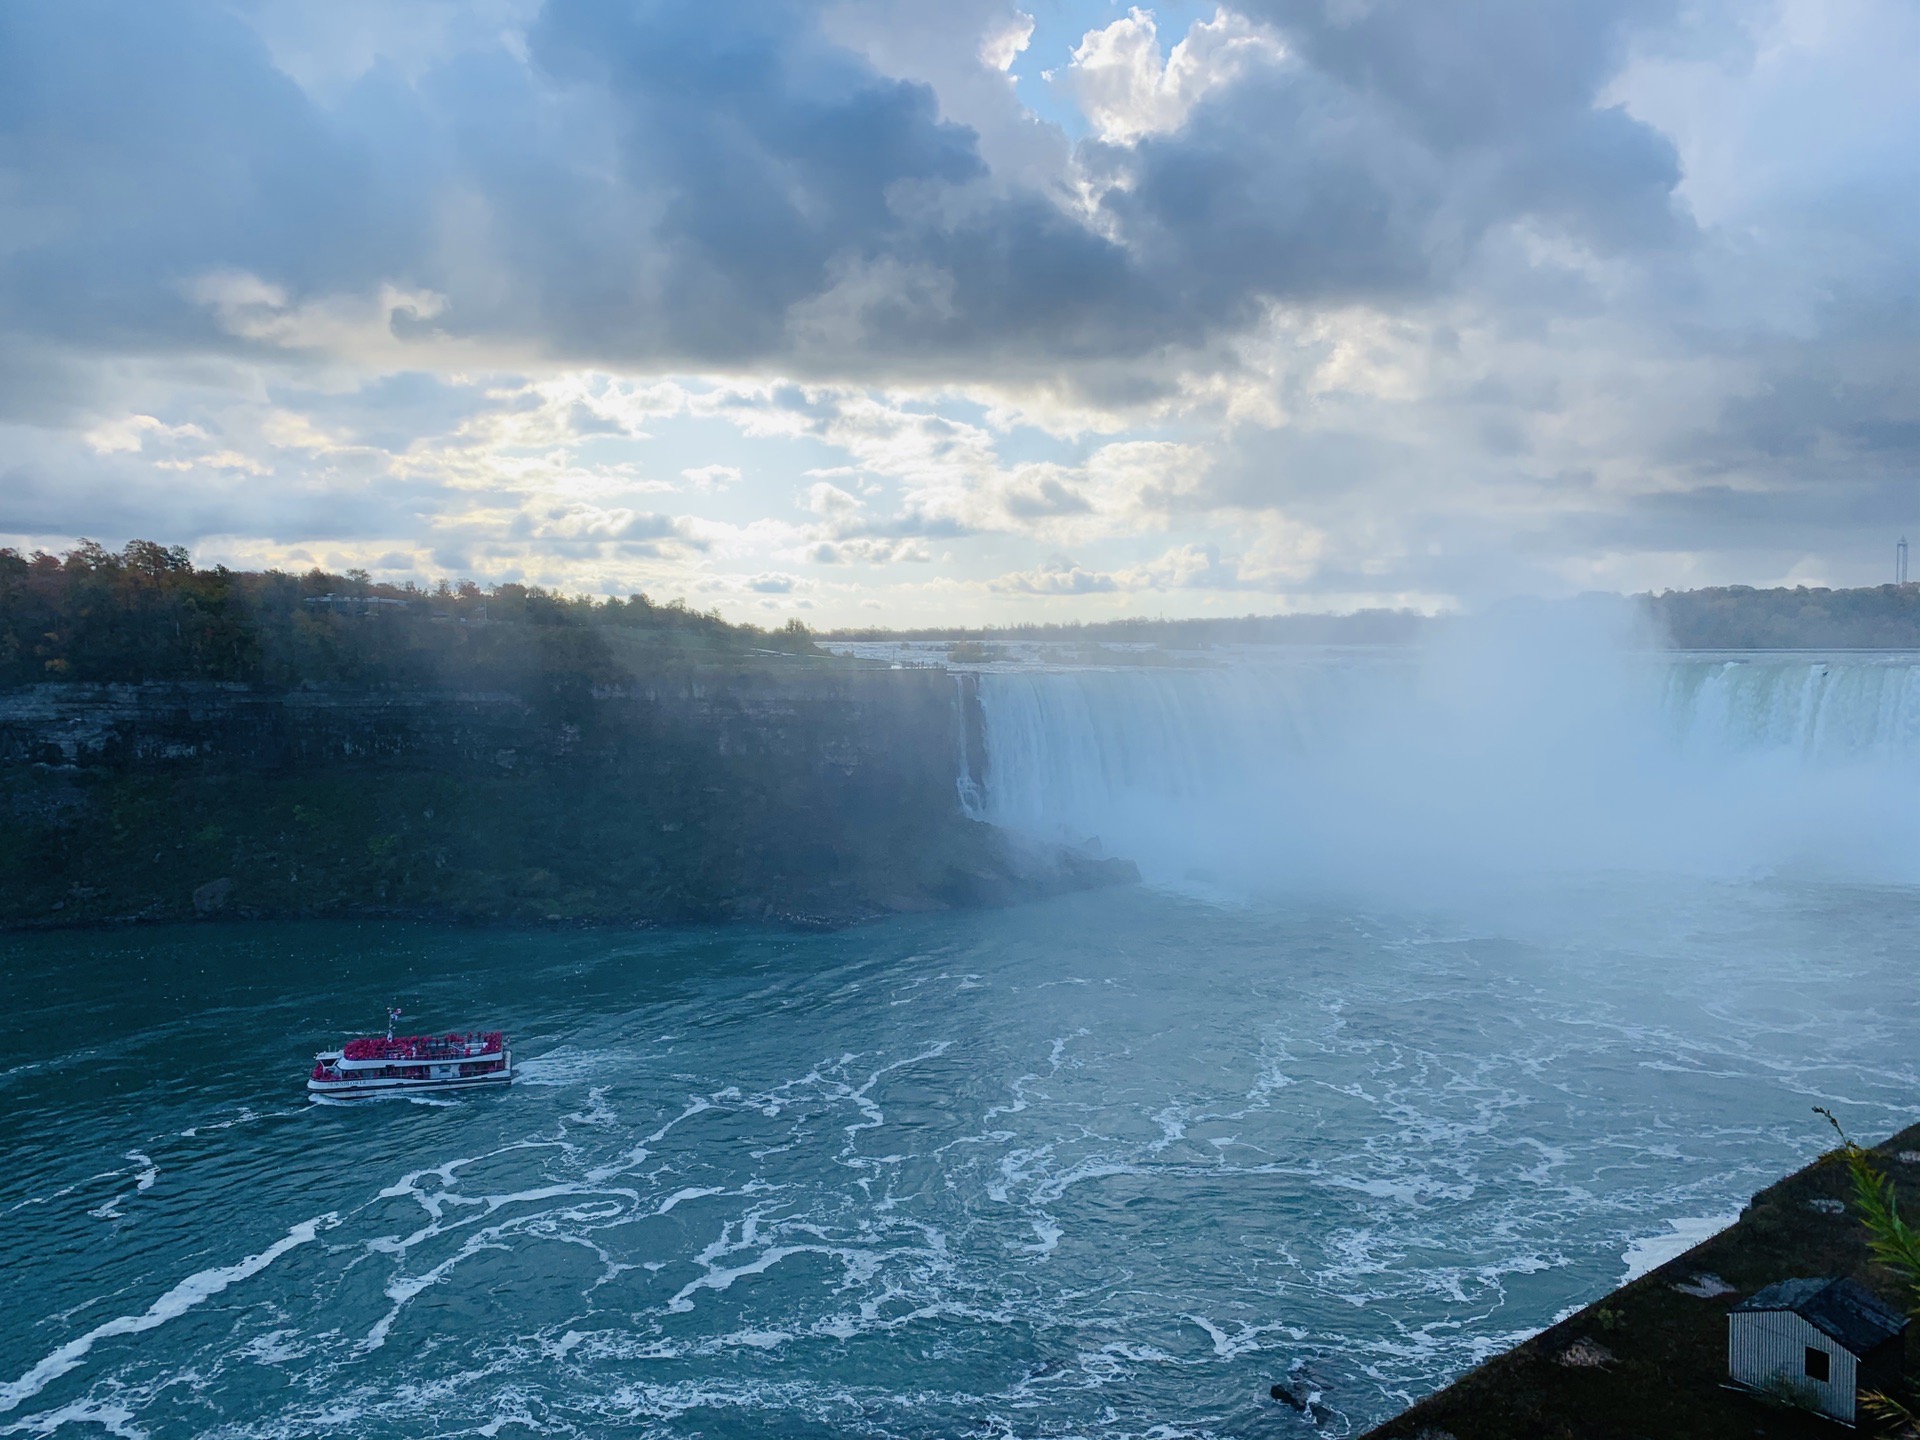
[1901,537,1910,586]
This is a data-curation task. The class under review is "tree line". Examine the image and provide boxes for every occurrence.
[1647,584,1920,649]
[0,540,816,690]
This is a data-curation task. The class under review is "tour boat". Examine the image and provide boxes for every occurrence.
[308,1010,512,1096]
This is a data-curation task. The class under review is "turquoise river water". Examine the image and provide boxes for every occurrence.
[2,876,1917,1438]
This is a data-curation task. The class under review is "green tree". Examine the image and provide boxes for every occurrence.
[1815,1107,1920,1433]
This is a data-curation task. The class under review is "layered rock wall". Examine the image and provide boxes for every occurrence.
[0,666,1129,928]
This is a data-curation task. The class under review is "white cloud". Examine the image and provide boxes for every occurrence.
[980,10,1034,72]
[84,415,208,455]
[990,556,1120,594]
[189,272,454,364]
[682,464,741,491]
[1065,7,1285,144]
[805,481,864,517]
[745,572,802,593]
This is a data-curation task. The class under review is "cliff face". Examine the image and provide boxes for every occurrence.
[0,664,1133,929]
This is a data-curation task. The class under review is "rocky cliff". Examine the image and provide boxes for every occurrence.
[0,662,1134,929]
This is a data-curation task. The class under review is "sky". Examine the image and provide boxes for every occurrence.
[1,0,1917,627]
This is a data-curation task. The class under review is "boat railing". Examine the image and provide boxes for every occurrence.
[339,1031,506,1063]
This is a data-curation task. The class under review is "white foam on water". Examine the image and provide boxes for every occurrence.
[0,1215,333,1414]
[667,1242,830,1314]
[355,1159,744,1350]
[1183,1314,1299,1360]
[564,1086,617,1128]
[307,1091,459,1108]
[1620,1214,1738,1284]
[1022,1218,1063,1255]
[656,1186,727,1214]
[179,1107,268,1138]
[84,1153,159,1221]
[582,1096,711,1184]
[513,1047,650,1087]
[0,1397,146,1439]
[5,1170,124,1223]
[237,1329,307,1366]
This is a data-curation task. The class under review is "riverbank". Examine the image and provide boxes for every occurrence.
[1360,1121,1920,1440]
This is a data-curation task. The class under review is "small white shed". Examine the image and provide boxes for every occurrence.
[1729,1277,1907,1424]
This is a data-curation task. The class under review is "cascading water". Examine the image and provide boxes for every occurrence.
[1668,654,1920,760]
[963,646,1920,888]
[960,657,1398,832]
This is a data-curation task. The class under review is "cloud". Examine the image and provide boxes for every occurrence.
[1065,8,1285,144]
[990,557,1120,594]
[1001,473,1093,519]
[804,481,864,517]
[1,0,1916,619]
[517,503,702,548]
[989,522,1325,599]
[978,10,1033,73]
[191,272,452,362]
[681,464,741,491]
[0,0,1690,382]
[84,415,208,455]
[805,536,934,565]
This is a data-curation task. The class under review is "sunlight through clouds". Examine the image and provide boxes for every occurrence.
[0,0,1914,622]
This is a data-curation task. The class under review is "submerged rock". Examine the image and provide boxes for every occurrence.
[1270,1382,1309,1411]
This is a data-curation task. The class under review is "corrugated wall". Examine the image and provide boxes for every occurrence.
[1728,1310,1857,1422]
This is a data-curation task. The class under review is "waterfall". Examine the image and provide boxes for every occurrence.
[965,657,1400,832]
[961,650,1920,887]
[1668,656,1920,761]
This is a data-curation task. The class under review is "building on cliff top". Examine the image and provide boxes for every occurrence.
[1728,1276,1907,1424]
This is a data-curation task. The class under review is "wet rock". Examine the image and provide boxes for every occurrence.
[192,876,235,915]
[1270,1382,1309,1411]
[1672,1271,1736,1298]
[1556,1337,1616,1368]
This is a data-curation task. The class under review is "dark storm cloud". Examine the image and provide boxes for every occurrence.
[1240,0,1685,256]
[0,449,426,547]
[0,0,1698,380]
[0,0,430,352]
[519,0,985,360]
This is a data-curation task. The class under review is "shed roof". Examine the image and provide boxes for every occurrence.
[1734,1277,1908,1354]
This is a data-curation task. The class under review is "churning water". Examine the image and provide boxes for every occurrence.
[6,633,1920,1438]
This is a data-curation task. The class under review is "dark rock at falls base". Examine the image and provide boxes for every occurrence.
[0,669,1130,930]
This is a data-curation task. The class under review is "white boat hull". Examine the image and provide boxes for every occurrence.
[308,1053,513,1096]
